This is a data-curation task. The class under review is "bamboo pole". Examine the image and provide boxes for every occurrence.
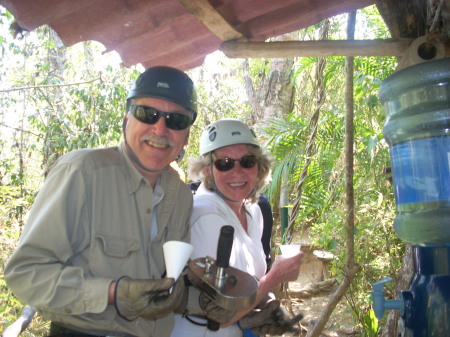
[221,39,415,58]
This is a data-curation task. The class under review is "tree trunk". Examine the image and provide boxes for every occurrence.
[287,19,329,237]
[380,245,414,337]
[242,34,295,124]
[259,57,294,120]
[42,28,67,177]
[375,0,427,38]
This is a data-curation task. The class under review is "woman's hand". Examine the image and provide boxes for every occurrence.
[268,251,304,284]
[221,251,305,326]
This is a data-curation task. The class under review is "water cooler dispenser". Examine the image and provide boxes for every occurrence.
[372,57,450,336]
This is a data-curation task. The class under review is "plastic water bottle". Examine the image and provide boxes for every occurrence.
[379,58,450,245]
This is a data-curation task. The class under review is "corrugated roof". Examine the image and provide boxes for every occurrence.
[0,0,375,70]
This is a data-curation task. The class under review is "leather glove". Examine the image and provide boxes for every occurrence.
[238,296,303,336]
[181,286,236,324]
[200,292,237,323]
[114,276,184,321]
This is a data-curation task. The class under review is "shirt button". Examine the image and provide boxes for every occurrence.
[146,208,151,214]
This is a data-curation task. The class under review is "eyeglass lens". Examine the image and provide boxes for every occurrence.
[214,155,258,172]
[130,105,192,130]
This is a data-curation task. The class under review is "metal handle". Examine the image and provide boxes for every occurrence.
[216,225,234,269]
[208,225,234,331]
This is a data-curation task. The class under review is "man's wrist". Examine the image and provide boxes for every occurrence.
[108,281,116,305]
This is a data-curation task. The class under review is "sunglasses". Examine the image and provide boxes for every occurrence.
[130,105,192,130]
[213,155,258,172]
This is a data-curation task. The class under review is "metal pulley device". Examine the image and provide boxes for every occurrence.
[188,225,259,310]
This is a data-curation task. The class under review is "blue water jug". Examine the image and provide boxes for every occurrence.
[379,58,450,245]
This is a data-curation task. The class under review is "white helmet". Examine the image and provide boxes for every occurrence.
[199,119,260,156]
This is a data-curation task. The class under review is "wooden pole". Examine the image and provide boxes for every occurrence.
[221,39,415,58]
[305,11,360,337]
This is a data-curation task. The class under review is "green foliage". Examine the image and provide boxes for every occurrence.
[257,115,308,206]
[256,9,403,336]
[0,185,27,329]
[359,309,379,337]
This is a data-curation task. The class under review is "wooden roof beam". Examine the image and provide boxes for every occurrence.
[178,0,244,41]
[221,39,417,58]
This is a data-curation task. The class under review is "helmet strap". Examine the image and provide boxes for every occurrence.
[123,127,163,174]
[210,177,239,203]
[176,149,185,162]
[248,183,259,199]
[124,140,162,173]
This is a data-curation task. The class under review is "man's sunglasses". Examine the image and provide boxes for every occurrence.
[130,105,193,130]
[213,155,258,172]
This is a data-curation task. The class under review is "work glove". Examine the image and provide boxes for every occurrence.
[238,296,303,336]
[114,276,184,321]
[199,292,237,323]
[179,285,237,324]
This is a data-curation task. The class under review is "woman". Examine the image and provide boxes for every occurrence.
[171,119,304,337]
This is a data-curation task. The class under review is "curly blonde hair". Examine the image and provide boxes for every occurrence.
[187,145,272,203]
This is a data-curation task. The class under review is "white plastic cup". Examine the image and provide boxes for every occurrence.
[279,243,301,258]
[163,241,194,281]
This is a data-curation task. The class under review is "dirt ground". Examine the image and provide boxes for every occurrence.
[273,236,359,337]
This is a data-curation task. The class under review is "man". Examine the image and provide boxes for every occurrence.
[4,66,232,337]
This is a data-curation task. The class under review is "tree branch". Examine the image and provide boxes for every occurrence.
[1,123,43,139]
[0,75,102,93]
[305,264,360,336]
[344,11,356,271]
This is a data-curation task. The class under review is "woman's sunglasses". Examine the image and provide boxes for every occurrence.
[213,155,258,172]
[130,105,193,130]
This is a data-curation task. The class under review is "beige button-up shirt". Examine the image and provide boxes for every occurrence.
[5,142,192,336]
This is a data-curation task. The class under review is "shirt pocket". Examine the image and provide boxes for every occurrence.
[89,234,141,278]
